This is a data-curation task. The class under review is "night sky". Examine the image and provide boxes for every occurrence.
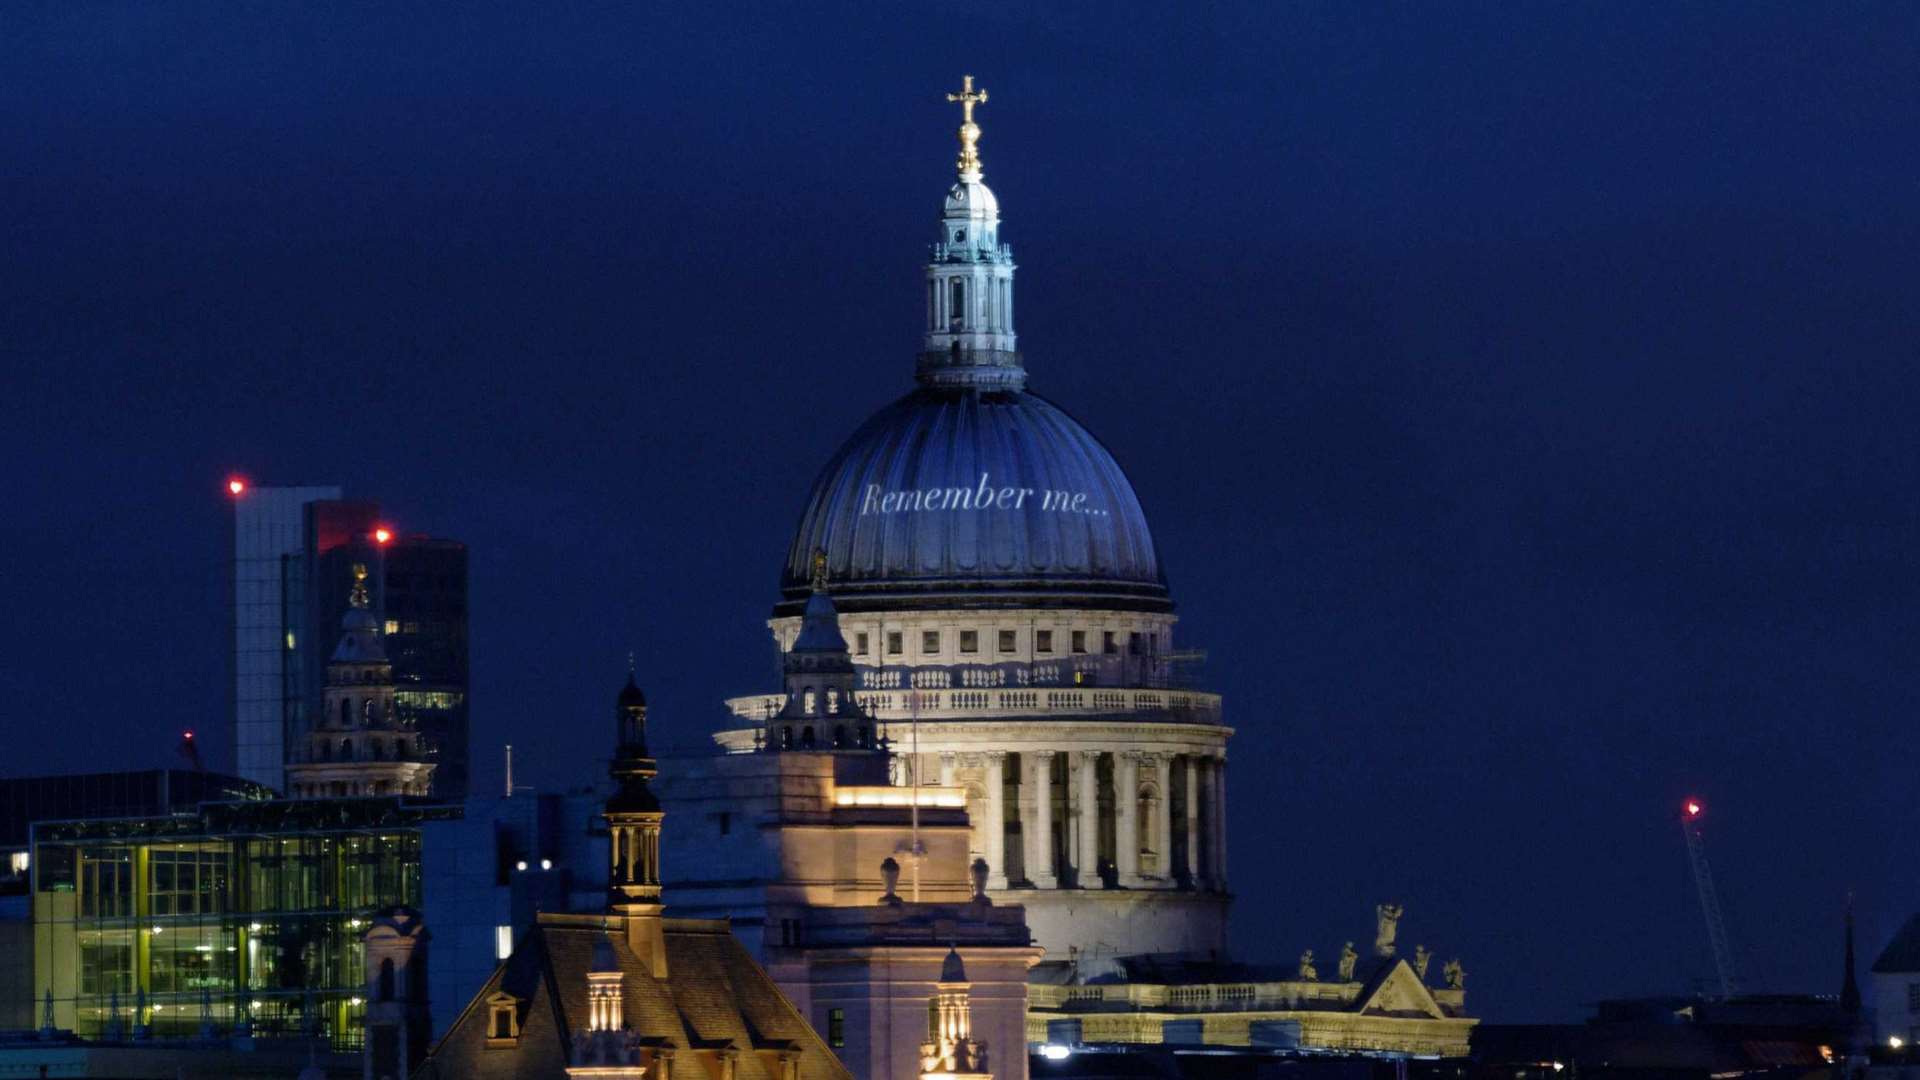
[4,4,1917,1022]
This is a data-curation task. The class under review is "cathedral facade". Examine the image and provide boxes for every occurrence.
[718,77,1232,970]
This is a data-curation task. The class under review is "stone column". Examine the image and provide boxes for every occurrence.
[938,751,956,789]
[1028,750,1057,888]
[983,752,1008,890]
[1213,755,1228,889]
[1151,753,1172,882]
[1184,755,1201,888]
[1076,750,1101,888]
[1199,758,1218,890]
[1115,752,1143,886]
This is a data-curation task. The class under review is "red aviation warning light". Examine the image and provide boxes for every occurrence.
[1685,798,1704,819]
[373,527,393,545]
[227,477,247,496]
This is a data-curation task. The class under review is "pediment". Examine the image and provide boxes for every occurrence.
[1355,960,1445,1019]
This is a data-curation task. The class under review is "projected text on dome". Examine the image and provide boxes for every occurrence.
[859,473,1109,517]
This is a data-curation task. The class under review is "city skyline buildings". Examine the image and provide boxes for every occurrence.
[227,481,471,800]
[6,4,1915,1021]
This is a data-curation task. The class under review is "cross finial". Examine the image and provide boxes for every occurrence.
[945,75,989,178]
[348,562,371,609]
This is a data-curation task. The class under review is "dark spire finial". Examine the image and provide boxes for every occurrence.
[348,563,371,609]
[1841,891,1862,1014]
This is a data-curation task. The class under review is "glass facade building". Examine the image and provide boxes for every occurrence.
[233,485,341,792]
[31,798,457,1047]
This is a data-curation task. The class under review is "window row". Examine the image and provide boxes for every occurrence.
[849,628,1159,658]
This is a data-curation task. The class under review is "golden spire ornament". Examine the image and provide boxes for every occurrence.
[946,74,989,178]
[348,563,371,609]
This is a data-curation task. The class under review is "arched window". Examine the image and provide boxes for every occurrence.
[340,699,352,728]
[363,699,377,723]
[340,738,353,760]
[781,726,794,751]
[370,739,384,761]
[378,958,396,1002]
[950,280,965,329]
[833,725,847,748]
[801,726,816,749]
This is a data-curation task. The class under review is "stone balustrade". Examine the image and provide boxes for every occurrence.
[725,685,1221,723]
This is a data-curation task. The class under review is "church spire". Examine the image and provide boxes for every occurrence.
[918,75,1022,392]
[605,670,667,977]
[285,565,434,799]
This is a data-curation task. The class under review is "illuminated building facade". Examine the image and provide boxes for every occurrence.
[29,797,456,1045]
[418,678,856,1080]
[717,78,1231,972]
[286,564,437,799]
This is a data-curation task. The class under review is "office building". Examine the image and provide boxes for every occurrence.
[30,796,457,1044]
[228,483,470,799]
[231,483,343,793]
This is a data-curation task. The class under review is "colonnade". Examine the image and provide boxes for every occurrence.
[933,748,1227,895]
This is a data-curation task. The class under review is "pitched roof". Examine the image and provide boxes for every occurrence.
[419,915,854,1080]
[1873,913,1920,973]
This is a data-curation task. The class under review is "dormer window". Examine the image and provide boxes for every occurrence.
[485,992,521,1046]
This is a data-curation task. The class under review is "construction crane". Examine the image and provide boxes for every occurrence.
[1680,798,1742,998]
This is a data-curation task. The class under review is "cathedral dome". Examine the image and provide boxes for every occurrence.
[778,385,1167,615]
[777,77,1167,617]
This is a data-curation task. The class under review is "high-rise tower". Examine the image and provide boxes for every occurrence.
[227,483,470,799]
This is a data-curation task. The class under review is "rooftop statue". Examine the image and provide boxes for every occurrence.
[1297,950,1318,981]
[1414,944,1432,980]
[1338,942,1357,981]
[1443,957,1465,989]
[1374,902,1405,957]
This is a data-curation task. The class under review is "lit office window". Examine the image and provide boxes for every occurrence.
[827,1007,845,1048]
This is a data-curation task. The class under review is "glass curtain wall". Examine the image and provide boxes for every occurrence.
[36,816,427,1049]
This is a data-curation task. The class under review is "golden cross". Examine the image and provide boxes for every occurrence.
[947,74,988,125]
[945,75,989,176]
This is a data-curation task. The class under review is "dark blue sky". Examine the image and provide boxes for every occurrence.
[4,3,1916,1021]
